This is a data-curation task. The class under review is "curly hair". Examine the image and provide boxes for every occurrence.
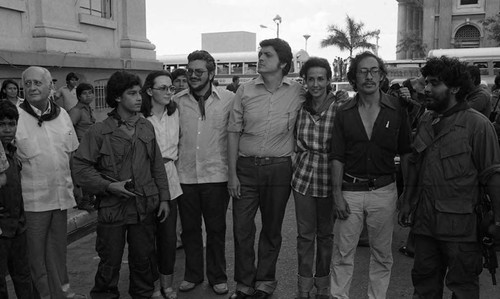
[346,51,387,92]
[0,99,19,121]
[420,56,473,102]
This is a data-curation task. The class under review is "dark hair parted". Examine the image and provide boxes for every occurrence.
[171,68,188,81]
[105,71,142,108]
[140,70,177,117]
[76,82,94,99]
[259,38,293,76]
[0,99,19,121]
[0,79,19,100]
[421,56,473,102]
[347,51,387,92]
[187,50,216,73]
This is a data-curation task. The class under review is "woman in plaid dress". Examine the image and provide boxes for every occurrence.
[292,57,340,299]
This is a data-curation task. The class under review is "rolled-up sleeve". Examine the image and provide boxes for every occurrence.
[227,86,244,133]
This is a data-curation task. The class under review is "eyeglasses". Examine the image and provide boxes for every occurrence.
[186,69,208,77]
[151,85,176,93]
[357,68,381,77]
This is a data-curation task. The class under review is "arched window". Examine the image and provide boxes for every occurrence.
[454,25,480,48]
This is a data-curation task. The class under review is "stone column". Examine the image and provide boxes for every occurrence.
[396,0,409,59]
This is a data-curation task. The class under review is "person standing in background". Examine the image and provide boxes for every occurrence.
[55,72,79,111]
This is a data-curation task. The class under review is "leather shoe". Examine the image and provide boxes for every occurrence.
[249,290,270,299]
[179,280,197,292]
[213,282,229,295]
[229,290,250,299]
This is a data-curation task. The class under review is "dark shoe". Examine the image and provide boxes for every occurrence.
[399,246,414,258]
[179,280,198,292]
[249,290,270,299]
[229,291,250,299]
[316,295,330,299]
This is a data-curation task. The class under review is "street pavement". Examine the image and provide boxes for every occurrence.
[10,196,500,298]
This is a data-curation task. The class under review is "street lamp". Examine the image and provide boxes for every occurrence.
[303,34,311,52]
[273,14,282,38]
[374,29,380,56]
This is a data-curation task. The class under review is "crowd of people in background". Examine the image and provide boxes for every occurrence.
[1,37,500,299]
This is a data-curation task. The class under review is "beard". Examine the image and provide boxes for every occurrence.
[426,90,452,113]
[189,76,211,93]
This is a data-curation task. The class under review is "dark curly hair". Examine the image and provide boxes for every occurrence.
[346,51,387,92]
[0,99,19,121]
[420,56,472,102]
[140,70,177,117]
[105,71,142,108]
[259,38,293,76]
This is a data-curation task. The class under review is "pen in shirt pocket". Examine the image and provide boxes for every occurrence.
[385,121,390,128]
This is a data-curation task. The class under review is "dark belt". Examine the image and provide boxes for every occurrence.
[342,174,394,191]
[240,156,291,166]
[163,157,173,163]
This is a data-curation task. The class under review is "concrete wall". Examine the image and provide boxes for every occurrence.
[0,0,162,120]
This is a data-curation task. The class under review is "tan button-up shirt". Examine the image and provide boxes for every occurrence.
[174,86,234,184]
[227,75,305,157]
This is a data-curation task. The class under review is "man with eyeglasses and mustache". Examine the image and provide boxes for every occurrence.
[173,50,234,296]
[227,38,305,299]
[330,52,412,299]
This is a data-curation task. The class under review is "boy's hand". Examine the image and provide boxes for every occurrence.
[157,201,170,223]
[105,180,136,198]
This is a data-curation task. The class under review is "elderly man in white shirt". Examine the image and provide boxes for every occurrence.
[16,66,81,299]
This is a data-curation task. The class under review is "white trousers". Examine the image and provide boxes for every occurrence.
[330,183,397,299]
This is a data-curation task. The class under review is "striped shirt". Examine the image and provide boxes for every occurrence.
[292,92,338,197]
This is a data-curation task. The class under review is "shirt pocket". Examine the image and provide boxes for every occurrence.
[210,112,226,130]
[439,138,471,180]
[274,110,297,135]
[15,138,41,161]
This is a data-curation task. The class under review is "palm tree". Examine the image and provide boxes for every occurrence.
[321,15,379,58]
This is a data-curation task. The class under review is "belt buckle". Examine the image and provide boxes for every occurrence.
[254,157,270,166]
[368,179,375,191]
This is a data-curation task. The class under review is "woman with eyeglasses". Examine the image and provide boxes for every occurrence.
[141,70,183,299]
[292,57,339,299]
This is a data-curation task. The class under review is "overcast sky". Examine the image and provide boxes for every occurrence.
[145,0,400,63]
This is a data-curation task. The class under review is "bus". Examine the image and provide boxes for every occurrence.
[427,47,500,85]
[159,51,304,86]
[384,59,426,81]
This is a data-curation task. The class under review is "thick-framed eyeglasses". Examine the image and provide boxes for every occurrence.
[357,68,381,77]
[151,85,176,93]
[187,69,208,77]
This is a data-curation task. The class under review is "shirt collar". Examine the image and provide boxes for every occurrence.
[28,100,51,117]
[254,75,292,87]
